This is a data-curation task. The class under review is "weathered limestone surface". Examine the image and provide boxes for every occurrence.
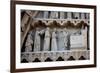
[21,50,90,62]
[21,11,90,63]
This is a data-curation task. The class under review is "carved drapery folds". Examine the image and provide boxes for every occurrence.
[21,11,90,63]
[24,20,88,52]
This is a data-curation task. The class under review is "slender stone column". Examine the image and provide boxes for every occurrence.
[64,12,67,19]
[63,28,68,50]
[50,11,58,19]
[60,12,64,19]
[81,27,87,49]
[81,13,85,19]
[44,11,49,18]
[86,13,90,19]
[67,12,72,19]
[74,12,79,19]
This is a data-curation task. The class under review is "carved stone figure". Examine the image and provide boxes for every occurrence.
[43,27,51,51]
[39,29,45,51]
[34,28,41,52]
[57,28,68,51]
[51,28,58,51]
[25,31,33,52]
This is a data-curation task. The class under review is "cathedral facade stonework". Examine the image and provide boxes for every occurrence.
[21,10,90,63]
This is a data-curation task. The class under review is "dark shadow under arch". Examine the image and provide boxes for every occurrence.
[79,56,86,60]
[21,59,28,63]
[33,58,41,62]
[56,56,64,61]
[45,57,53,62]
[67,56,75,60]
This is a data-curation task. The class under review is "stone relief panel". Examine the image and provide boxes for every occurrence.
[21,10,90,63]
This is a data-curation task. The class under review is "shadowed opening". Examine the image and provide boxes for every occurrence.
[79,56,86,60]
[67,56,75,60]
[56,56,64,61]
[21,59,28,63]
[45,57,53,62]
[33,58,41,62]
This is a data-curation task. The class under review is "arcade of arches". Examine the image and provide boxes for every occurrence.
[21,10,90,63]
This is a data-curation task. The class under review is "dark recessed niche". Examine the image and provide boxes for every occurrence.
[45,57,53,62]
[21,59,28,63]
[79,56,86,60]
[67,56,75,60]
[56,57,64,61]
[33,58,41,62]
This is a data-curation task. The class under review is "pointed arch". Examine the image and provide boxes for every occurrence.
[21,59,28,63]
[45,57,53,62]
[33,58,41,62]
[79,56,86,60]
[47,20,61,28]
[62,21,75,28]
[56,56,64,61]
[67,56,75,60]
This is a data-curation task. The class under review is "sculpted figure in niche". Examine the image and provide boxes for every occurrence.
[38,29,45,51]
[34,28,41,52]
[51,28,58,51]
[25,31,33,52]
[57,28,68,51]
[43,27,51,51]
[56,28,63,51]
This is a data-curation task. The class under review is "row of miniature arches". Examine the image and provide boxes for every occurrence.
[31,20,89,29]
[21,55,87,63]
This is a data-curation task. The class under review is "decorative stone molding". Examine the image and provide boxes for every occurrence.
[21,50,90,62]
[21,11,90,63]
